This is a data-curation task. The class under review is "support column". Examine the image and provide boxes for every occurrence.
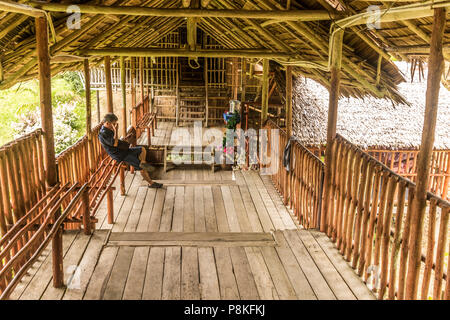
[104,56,113,113]
[285,66,293,137]
[139,57,145,112]
[84,59,94,173]
[36,16,57,188]
[261,58,269,126]
[405,8,446,300]
[36,16,61,288]
[320,29,344,233]
[119,56,127,195]
[131,57,136,109]
[284,65,293,206]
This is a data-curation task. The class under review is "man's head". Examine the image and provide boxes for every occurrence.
[103,113,118,128]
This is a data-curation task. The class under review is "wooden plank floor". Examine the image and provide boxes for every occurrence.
[11,122,374,300]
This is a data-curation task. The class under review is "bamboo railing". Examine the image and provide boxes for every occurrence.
[0,129,45,237]
[325,134,450,300]
[367,149,450,200]
[265,121,324,229]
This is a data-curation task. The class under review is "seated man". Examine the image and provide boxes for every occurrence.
[99,113,163,188]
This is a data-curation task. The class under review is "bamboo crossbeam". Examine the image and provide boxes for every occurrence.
[334,0,450,28]
[29,2,338,21]
[81,48,300,59]
[0,1,45,17]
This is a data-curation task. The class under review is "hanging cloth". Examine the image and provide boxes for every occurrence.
[283,137,294,172]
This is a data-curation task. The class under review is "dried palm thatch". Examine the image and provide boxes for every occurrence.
[292,62,450,149]
[0,0,448,103]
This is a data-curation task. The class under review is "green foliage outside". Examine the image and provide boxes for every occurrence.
[0,71,94,154]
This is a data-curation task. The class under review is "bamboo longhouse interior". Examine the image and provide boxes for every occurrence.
[0,0,449,301]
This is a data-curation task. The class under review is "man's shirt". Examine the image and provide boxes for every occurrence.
[98,125,129,161]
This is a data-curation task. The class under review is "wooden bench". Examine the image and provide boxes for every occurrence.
[136,112,157,146]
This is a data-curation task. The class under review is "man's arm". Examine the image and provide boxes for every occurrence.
[112,124,119,147]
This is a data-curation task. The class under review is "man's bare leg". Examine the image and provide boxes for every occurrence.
[141,170,154,184]
[141,169,163,188]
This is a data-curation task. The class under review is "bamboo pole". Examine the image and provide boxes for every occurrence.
[405,8,446,300]
[119,57,127,196]
[285,66,292,137]
[36,16,57,189]
[261,58,269,126]
[84,59,95,173]
[30,3,337,21]
[139,57,145,113]
[320,29,343,232]
[82,48,300,60]
[105,56,113,113]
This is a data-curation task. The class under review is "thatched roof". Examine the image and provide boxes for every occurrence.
[292,62,450,150]
[0,0,449,103]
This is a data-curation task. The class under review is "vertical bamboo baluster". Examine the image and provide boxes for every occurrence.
[445,239,450,299]
[327,139,338,237]
[336,144,349,244]
[0,154,8,236]
[421,198,437,299]
[378,176,398,299]
[352,155,370,269]
[357,159,375,275]
[331,141,343,239]
[397,186,415,299]
[17,142,31,213]
[36,132,45,193]
[371,170,390,291]
[433,206,449,300]
[363,165,382,282]
[387,180,407,300]
[5,148,21,224]
[339,146,355,253]
[31,135,42,200]
[344,152,362,261]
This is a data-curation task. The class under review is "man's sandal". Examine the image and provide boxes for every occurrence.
[149,182,163,188]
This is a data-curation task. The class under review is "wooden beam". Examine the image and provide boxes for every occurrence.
[285,66,292,137]
[321,29,344,233]
[405,8,446,301]
[30,3,338,21]
[104,56,113,113]
[82,48,299,60]
[261,58,269,126]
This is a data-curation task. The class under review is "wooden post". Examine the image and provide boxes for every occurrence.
[131,57,136,110]
[36,16,57,188]
[232,57,239,100]
[320,29,344,233]
[107,187,114,224]
[139,56,145,111]
[96,90,100,123]
[261,58,269,126]
[150,59,154,113]
[204,57,209,127]
[283,65,293,206]
[405,8,446,300]
[285,66,293,137]
[82,187,91,235]
[119,57,127,195]
[84,59,95,173]
[104,56,113,113]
